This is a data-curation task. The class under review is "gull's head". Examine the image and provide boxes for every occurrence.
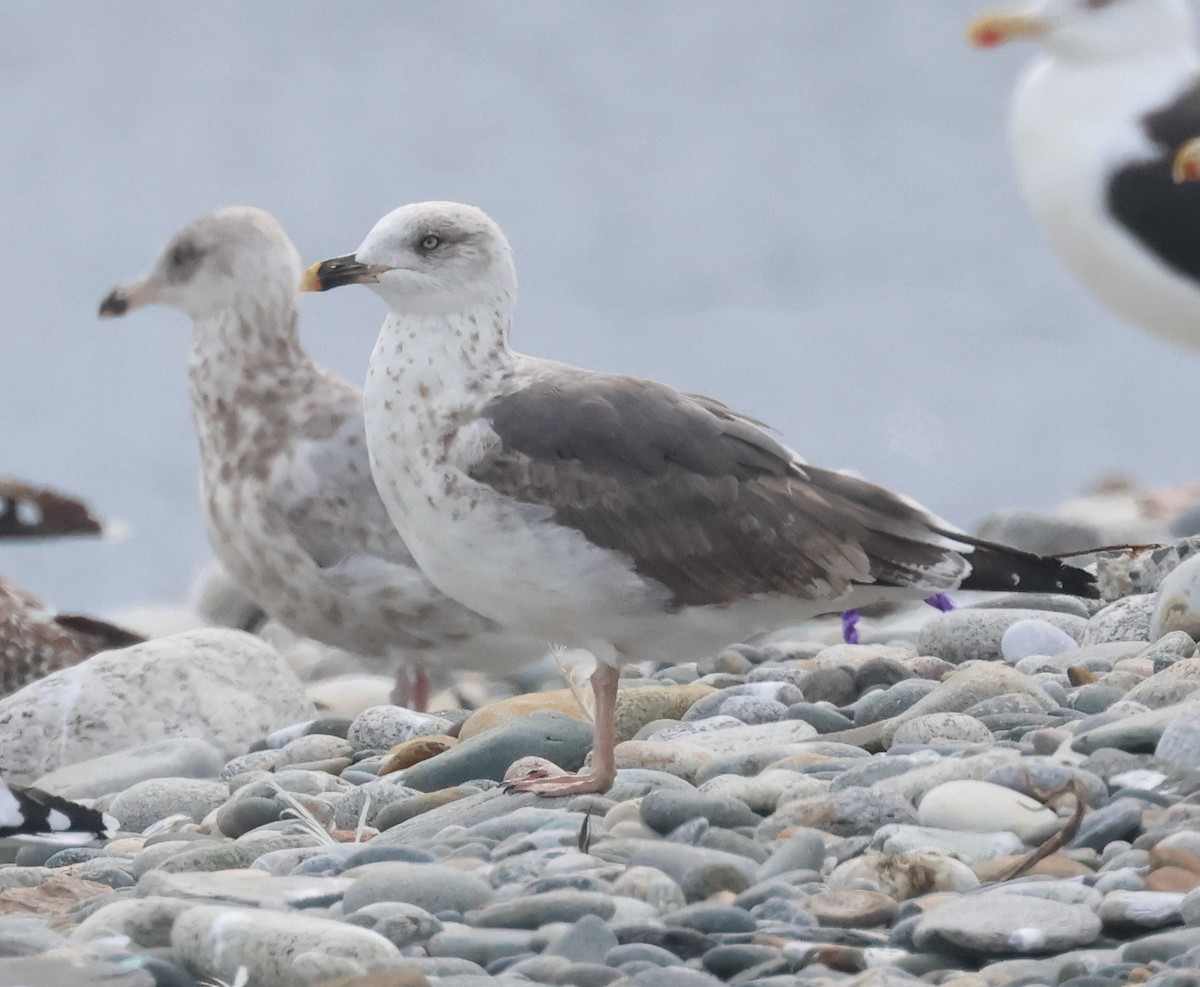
[99,206,302,322]
[968,0,1196,61]
[301,201,516,316]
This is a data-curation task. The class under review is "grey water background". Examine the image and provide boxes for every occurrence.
[2,1,1194,617]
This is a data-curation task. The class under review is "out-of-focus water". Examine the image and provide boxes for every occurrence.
[2,1,1195,616]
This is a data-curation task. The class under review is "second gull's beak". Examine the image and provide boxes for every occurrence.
[967,8,1046,48]
[300,255,390,293]
[98,278,160,319]
[1174,138,1200,184]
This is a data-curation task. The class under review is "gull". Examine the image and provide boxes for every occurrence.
[970,0,1200,352]
[0,776,116,841]
[0,577,142,698]
[0,477,104,539]
[303,200,1099,796]
[98,207,547,709]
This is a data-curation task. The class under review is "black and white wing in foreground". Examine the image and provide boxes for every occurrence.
[0,779,117,841]
[472,366,1098,607]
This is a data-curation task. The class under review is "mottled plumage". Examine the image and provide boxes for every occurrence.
[0,578,140,697]
[306,200,1097,795]
[100,207,546,707]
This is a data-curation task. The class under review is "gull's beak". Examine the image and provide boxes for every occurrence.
[97,278,159,319]
[300,255,390,293]
[1174,138,1200,184]
[967,8,1046,48]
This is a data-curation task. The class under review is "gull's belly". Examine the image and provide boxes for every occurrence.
[370,462,656,645]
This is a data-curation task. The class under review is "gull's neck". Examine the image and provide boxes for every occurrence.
[365,296,518,424]
[188,296,320,461]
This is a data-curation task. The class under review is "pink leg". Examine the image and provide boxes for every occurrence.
[390,664,431,712]
[505,662,619,797]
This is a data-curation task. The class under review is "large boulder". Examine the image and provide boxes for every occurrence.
[0,629,313,783]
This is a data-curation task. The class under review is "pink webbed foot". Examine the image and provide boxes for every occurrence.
[502,767,616,797]
[502,661,621,799]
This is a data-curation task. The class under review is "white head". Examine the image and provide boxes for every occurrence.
[302,201,517,317]
[99,206,302,323]
[968,0,1197,62]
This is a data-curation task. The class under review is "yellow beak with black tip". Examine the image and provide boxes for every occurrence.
[300,255,389,293]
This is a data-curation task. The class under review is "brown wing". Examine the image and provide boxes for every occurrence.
[469,370,969,608]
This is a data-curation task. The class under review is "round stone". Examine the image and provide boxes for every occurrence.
[639,790,758,834]
[891,712,993,746]
[917,780,1060,844]
[1001,619,1080,664]
[805,889,897,928]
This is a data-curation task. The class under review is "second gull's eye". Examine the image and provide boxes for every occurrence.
[420,234,441,252]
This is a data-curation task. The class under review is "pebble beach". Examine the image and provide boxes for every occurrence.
[2,499,1200,987]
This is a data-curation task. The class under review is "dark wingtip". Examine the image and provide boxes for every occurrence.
[954,531,1100,599]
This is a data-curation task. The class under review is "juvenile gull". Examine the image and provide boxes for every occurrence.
[970,0,1200,352]
[304,200,1099,796]
[0,577,142,697]
[98,207,547,709]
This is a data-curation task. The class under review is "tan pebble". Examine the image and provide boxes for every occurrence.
[603,799,643,829]
[806,889,898,928]
[1149,843,1200,876]
[972,853,1094,881]
[607,820,661,840]
[459,690,589,739]
[330,828,377,842]
[1145,866,1200,892]
[1113,657,1154,676]
[715,649,753,674]
[764,752,838,771]
[938,977,991,987]
[379,734,458,775]
[504,756,567,782]
[458,682,716,742]
[1067,665,1095,686]
[102,837,145,855]
[814,644,916,671]
[314,968,432,986]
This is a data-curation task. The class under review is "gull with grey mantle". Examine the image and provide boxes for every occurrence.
[304,200,1099,796]
[98,207,547,709]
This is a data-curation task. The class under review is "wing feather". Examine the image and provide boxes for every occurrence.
[470,369,968,608]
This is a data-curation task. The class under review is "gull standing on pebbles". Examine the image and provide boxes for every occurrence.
[99,207,547,709]
[970,0,1200,352]
[303,200,1099,796]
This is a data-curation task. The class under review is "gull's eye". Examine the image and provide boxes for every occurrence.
[419,234,441,253]
[166,241,202,281]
